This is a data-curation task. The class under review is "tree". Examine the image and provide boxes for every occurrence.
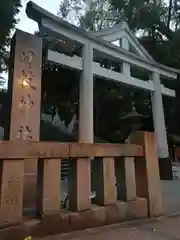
[0,0,21,82]
[59,0,118,30]
[108,0,180,138]
[40,0,180,142]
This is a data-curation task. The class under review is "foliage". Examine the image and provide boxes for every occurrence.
[41,0,180,142]
[59,0,117,30]
[108,0,180,138]
[0,0,21,80]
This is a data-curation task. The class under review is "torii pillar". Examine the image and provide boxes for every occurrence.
[120,36,172,180]
[68,44,94,211]
[151,72,172,180]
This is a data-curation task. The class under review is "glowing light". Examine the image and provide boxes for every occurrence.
[21,79,29,88]
[24,237,32,240]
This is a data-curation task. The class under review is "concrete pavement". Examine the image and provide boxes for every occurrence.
[34,214,180,240]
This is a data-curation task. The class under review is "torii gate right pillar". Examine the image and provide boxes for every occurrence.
[151,72,173,180]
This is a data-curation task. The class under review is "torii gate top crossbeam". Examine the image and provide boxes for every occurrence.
[26,1,180,80]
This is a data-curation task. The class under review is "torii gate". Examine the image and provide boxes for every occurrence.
[8,2,180,196]
[26,1,179,157]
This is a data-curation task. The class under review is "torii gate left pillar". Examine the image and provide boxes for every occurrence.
[6,30,42,211]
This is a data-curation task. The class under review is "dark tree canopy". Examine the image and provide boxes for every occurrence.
[0,0,21,76]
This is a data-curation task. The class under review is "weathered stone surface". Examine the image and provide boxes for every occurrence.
[129,131,163,217]
[126,197,148,219]
[124,157,136,201]
[0,160,24,226]
[37,158,61,215]
[91,205,106,223]
[69,158,91,211]
[8,30,42,211]
[94,157,117,206]
[69,143,143,158]
[116,201,128,219]
[0,198,148,239]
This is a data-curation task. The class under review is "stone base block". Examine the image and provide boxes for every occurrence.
[0,198,147,240]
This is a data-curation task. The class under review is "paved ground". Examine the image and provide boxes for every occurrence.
[161,180,180,214]
[161,163,180,214]
[34,214,180,240]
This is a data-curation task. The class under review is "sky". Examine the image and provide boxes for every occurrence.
[17,0,60,34]
[1,0,83,88]
[0,0,60,87]
[15,0,170,42]
[18,0,168,34]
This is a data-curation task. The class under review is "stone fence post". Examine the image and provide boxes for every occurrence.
[129,131,163,217]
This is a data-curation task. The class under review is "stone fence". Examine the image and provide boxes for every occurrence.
[0,131,162,239]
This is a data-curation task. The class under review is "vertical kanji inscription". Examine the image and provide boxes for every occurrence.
[9,30,42,140]
[8,30,42,211]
